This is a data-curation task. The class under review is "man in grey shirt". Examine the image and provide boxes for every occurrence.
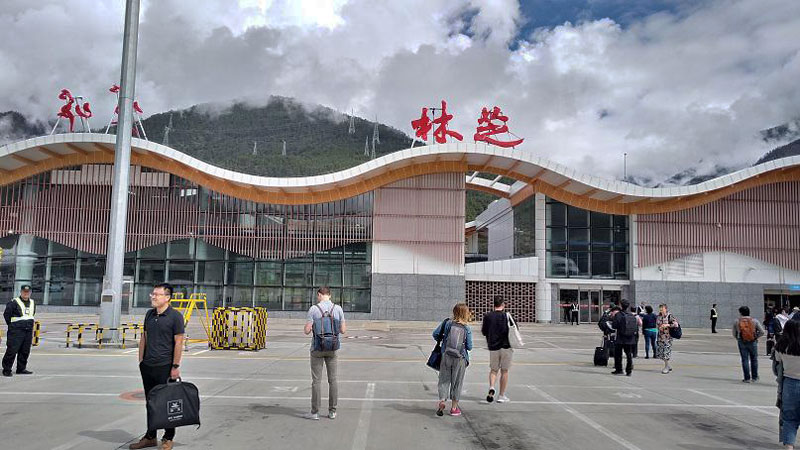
[732,305,765,383]
[303,286,346,420]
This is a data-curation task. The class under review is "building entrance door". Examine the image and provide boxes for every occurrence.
[559,286,624,324]
[579,290,602,323]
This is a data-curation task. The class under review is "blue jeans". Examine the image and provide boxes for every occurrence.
[782,377,800,445]
[643,329,657,357]
[737,340,758,380]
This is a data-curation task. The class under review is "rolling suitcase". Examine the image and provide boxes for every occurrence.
[594,336,610,366]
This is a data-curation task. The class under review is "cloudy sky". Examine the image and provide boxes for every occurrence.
[2,0,799,182]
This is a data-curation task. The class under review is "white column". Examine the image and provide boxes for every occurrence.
[534,193,551,323]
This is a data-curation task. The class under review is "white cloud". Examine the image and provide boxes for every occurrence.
[1,0,799,183]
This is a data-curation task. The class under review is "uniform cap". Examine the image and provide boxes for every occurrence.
[20,284,32,291]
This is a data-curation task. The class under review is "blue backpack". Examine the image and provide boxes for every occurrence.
[312,304,341,352]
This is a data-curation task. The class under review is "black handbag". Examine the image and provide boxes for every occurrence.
[668,315,682,339]
[147,378,201,431]
[426,319,449,371]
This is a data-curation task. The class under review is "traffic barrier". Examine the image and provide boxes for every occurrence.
[171,293,212,348]
[65,322,142,349]
[211,307,267,351]
[65,323,98,348]
[1,321,40,346]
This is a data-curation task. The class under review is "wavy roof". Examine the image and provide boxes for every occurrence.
[1,133,799,213]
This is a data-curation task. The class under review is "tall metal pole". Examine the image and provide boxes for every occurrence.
[100,0,141,337]
[623,152,628,181]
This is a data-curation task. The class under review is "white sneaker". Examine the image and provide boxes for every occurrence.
[328,411,336,419]
[496,395,510,403]
[302,412,320,420]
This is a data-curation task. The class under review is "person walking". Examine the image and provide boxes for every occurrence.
[710,304,718,333]
[570,302,579,326]
[656,304,680,374]
[641,305,658,359]
[611,300,637,376]
[482,296,514,404]
[434,303,473,417]
[773,319,800,449]
[129,283,185,450]
[733,305,765,383]
[303,286,346,420]
[2,284,36,377]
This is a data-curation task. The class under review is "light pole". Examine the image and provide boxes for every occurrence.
[100,0,141,338]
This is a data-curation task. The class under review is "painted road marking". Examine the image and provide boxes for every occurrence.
[527,385,642,450]
[352,383,376,450]
[687,388,778,417]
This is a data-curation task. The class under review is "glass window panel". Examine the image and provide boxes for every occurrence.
[50,259,76,281]
[547,252,567,277]
[283,287,312,311]
[228,251,253,261]
[79,258,105,281]
[591,229,613,251]
[32,257,48,280]
[344,264,371,287]
[568,228,590,251]
[75,282,101,306]
[195,240,225,260]
[547,228,567,251]
[344,243,370,263]
[0,234,19,257]
[134,283,153,307]
[139,243,166,259]
[285,262,312,286]
[227,286,253,307]
[614,253,629,279]
[0,282,14,304]
[342,289,371,312]
[137,260,165,284]
[255,261,282,286]
[590,211,613,228]
[227,262,254,285]
[171,285,192,299]
[569,252,590,277]
[48,240,76,257]
[124,259,136,277]
[255,287,282,310]
[613,230,629,250]
[47,281,75,306]
[316,247,343,261]
[197,261,225,284]
[315,263,342,287]
[168,261,195,285]
[567,205,589,228]
[168,239,194,259]
[613,215,628,228]
[195,285,224,308]
[591,252,612,278]
[546,202,566,227]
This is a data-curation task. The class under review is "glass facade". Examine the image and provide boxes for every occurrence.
[512,196,536,257]
[0,234,371,311]
[546,199,629,279]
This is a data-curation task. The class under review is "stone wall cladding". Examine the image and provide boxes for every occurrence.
[466,281,536,323]
[370,273,465,321]
[630,281,770,329]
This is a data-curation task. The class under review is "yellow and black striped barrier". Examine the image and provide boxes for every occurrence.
[66,322,142,349]
[211,307,267,351]
[1,321,40,346]
[65,323,98,348]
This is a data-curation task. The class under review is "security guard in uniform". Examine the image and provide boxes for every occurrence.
[2,285,36,377]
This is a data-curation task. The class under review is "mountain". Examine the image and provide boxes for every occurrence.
[138,97,413,177]
[755,138,800,165]
[0,111,46,146]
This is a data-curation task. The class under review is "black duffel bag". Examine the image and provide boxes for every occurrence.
[147,378,201,431]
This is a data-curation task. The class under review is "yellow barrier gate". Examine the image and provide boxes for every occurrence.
[211,307,267,351]
[171,293,212,348]
[65,323,142,349]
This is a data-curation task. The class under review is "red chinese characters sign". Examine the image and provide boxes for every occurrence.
[410,100,523,147]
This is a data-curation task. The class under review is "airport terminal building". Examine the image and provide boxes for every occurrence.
[1,133,799,326]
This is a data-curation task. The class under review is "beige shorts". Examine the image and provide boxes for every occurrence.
[489,348,514,371]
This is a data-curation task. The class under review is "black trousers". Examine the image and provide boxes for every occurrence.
[570,311,579,325]
[614,343,634,374]
[711,317,717,333]
[2,328,32,373]
[140,362,175,440]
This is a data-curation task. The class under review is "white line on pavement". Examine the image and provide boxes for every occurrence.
[352,383,376,450]
[122,349,138,354]
[191,349,210,356]
[527,385,642,450]
[48,415,137,450]
[686,388,778,417]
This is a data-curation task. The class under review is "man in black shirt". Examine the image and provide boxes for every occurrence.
[611,300,637,376]
[129,283,185,450]
[482,296,514,403]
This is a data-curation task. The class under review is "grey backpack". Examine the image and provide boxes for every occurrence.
[444,322,467,358]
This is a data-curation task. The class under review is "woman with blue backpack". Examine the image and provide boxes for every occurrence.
[432,303,473,417]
